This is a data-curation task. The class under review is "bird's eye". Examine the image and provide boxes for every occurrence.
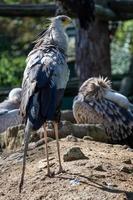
[60,16,71,25]
[61,18,66,22]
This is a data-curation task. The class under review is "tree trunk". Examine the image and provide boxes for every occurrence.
[75,19,111,84]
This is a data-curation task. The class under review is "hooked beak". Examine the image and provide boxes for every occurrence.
[61,15,72,27]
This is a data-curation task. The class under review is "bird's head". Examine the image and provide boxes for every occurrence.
[8,88,22,103]
[33,15,71,52]
[79,76,112,100]
[50,15,72,28]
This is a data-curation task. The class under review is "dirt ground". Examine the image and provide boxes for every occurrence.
[0,138,133,200]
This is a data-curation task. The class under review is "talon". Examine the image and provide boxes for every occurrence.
[46,171,55,177]
[57,167,65,174]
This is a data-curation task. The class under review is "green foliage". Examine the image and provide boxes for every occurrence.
[111,20,133,75]
[0,52,25,87]
[114,20,133,53]
[0,0,53,87]
[111,41,131,75]
[0,11,51,87]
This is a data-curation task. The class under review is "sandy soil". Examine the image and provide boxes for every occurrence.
[0,138,133,200]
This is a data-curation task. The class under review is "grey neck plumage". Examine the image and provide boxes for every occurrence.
[35,20,68,54]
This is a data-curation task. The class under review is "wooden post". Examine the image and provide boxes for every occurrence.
[0,4,56,17]
[74,0,111,84]
[0,3,132,20]
[75,18,111,84]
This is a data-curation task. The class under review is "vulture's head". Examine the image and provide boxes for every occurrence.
[79,77,112,99]
[8,88,22,103]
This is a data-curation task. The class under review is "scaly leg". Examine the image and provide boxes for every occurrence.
[43,123,53,177]
[53,122,64,173]
[19,119,31,193]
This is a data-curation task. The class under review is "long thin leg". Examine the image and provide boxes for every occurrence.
[43,123,53,176]
[53,122,63,173]
[19,119,31,193]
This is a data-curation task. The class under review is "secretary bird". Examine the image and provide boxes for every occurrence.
[73,77,133,147]
[19,15,71,192]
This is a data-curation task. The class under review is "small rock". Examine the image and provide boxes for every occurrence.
[122,145,133,152]
[83,136,93,141]
[94,164,106,172]
[122,145,129,150]
[70,178,80,186]
[102,181,117,189]
[66,135,78,142]
[122,159,132,164]
[28,142,36,150]
[127,147,133,152]
[119,166,133,173]
[63,147,88,162]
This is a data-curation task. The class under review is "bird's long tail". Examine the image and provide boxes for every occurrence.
[19,119,31,193]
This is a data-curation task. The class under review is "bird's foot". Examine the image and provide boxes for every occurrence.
[46,170,55,177]
[57,166,65,174]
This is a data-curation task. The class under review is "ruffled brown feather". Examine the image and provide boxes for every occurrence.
[79,76,111,99]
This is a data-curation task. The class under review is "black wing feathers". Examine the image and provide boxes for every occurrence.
[28,83,56,130]
[21,48,58,129]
